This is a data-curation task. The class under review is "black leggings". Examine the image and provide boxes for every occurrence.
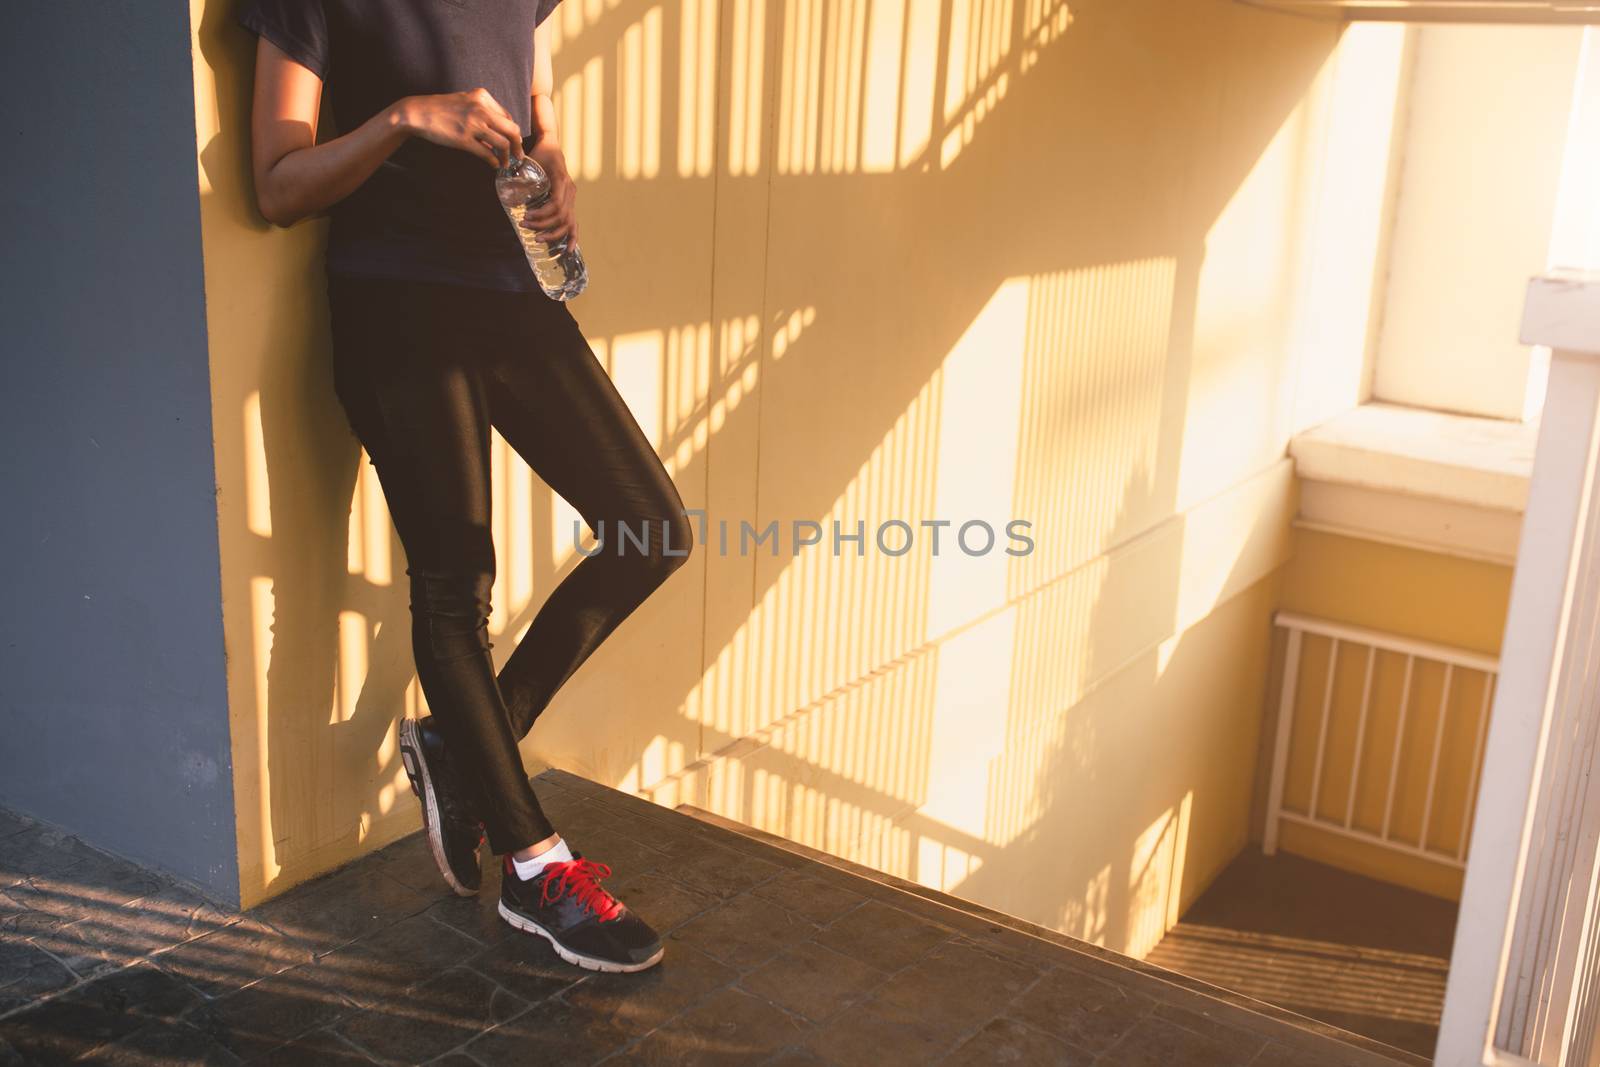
[327,273,694,854]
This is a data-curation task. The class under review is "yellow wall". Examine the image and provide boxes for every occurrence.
[189,0,1407,952]
[1270,528,1514,900]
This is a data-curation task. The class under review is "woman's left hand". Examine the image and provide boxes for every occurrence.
[521,141,579,247]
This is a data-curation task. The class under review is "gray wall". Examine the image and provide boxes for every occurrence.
[0,4,238,902]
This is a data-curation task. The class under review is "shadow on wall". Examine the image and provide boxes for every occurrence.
[190,0,1348,935]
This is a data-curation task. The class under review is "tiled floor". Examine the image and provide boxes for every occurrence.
[2,770,1421,1066]
[1146,850,1457,1058]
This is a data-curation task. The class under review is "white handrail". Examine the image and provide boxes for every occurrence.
[1437,270,1600,1067]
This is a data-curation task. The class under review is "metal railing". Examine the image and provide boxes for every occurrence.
[1265,612,1498,871]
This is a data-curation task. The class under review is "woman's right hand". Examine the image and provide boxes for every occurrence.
[394,89,526,168]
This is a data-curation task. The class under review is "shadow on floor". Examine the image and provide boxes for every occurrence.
[1147,850,1458,1059]
[2,775,1426,1065]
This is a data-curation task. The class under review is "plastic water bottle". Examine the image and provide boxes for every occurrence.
[494,156,588,301]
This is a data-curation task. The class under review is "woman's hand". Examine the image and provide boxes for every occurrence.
[394,89,526,168]
[520,141,579,247]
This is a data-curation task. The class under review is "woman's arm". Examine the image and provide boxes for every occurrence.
[248,36,527,227]
[521,20,579,246]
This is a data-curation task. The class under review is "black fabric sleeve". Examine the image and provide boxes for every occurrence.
[236,0,330,79]
[534,0,563,29]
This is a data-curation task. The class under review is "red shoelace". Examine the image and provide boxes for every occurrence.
[538,858,624,922]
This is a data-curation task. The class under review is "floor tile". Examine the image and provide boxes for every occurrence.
[941,1017,1092,1066]
[871,938,1038,1033]
[84,1020,245,1066]
[0,959,205,1062]
[669,892,818,972]
[369,834,453,896]
[561,943,737,1037]
[0,827,102,886]
[8,858,165,920]
[749,871,865,927]
[658,843,783,900]
[29,915,145,980]
[251,865,433,956]
[251,1025,378,1066]
[424,885,515,948]
[1249,1038,1402,1067]
[805,987,966,1067]
[0,939,77,1000]
[79,884,240,964]
[184,962,352,1060]
[155,917,316,1000]
[75,961,205,1025]
[462,994,634,1064]
[317,912,484,1008]
[1150,1002,1270,1063]
[624,986,809,1066]
[465,931,585,1005]
[0,975,155,1062]
[0,811,34,841]
[813,900,952,973]
[738,941,885,1022]
[1099,1013,1264,1067]
[1005,966,1153,1055]
[0,894,69,939]
[760,1049,834,1067]
[336,965,525,1065]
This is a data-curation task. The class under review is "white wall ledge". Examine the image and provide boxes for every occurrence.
[1290,401,1537,563]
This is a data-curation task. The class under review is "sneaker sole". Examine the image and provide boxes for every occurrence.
[398,719,477,899]
[497,900,665,973]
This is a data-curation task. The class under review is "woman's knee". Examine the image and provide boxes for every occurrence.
[611,510,694,582]
[408,567,496,661]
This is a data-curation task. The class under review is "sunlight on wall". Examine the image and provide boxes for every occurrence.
[244,391,271,539]
[1375,25,1584,421]
[1286,25,1407,436]
[1551,31,1600,271]
[1182,94,1306,512]
[560,59,606,181]
[646,255,1293,953]
[775,0,1070,173]
[926,282,1028,637]
[679,0,718,177]
[939,0,1011,167]
[248,575,279,885]
[727,0,768,175]
[1008,260,1176,600]
[1127,792,1192,959]
[617,6,663,179]
[345,460,393,587]
[334,611,368,725]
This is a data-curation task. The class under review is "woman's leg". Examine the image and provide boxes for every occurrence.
[327,275,554,856]
[472,289,695,740]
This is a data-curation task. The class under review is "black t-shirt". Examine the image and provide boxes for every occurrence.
[236,0,561,291]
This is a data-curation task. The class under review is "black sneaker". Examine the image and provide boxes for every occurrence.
[398,716,485,896]
[498,854,664,972]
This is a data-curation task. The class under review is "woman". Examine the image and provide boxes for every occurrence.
[238,0,693,973]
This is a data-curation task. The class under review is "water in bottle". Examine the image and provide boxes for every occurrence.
[495,156,588,301]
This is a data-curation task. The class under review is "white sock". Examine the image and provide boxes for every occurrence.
[511,838,573,881]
